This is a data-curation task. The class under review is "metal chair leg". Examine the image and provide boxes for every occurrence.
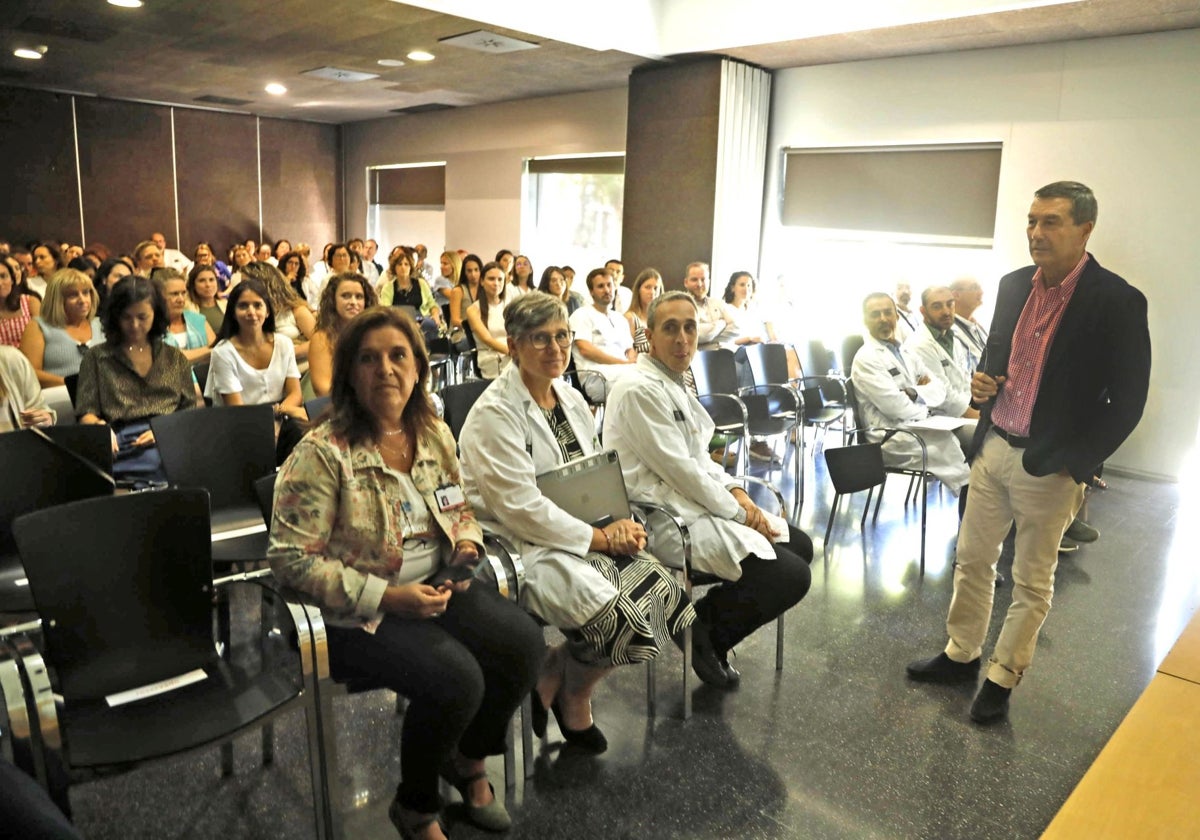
[775,613,785,671]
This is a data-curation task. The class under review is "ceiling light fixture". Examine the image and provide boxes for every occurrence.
[377,59,406,67]
[265,83,287,96]
[406,50,435,62]
[13,46,48,60]
[107,0,145,7]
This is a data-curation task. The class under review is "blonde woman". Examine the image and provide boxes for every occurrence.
[19,269,103,387]
[306,272,378,397]
[624,268,662,355]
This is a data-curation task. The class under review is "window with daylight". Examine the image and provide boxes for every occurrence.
[522,155,624,274]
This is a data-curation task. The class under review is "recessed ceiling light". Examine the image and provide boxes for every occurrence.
[377,59,406,67]
[406,50,435,62]
[265,83,287,96]
[13,46,47,60]
[108,0,145,7]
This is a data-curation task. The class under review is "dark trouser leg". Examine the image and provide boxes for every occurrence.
[324,585,542,814]
[696,526,813,655]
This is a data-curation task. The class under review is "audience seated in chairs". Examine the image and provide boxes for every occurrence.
[378,246,444,347]
[604,291,813,688]
[185,263,226,336]
[459,293,706,754]
[304,272,377,399]
[464,261,510,380]
[0,257,41,348]
[850,292,970,495]
[568,267,636,403]
[538,264,586,317]
[75,275,194,486]
[153,267,216,365]
[268,305,542,840]
[204,279,307,465]
[0,345,55,431]
[19,269,104,389]
[238,261,315,363]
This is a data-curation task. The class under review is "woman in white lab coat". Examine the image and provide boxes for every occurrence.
[459,292,699,755]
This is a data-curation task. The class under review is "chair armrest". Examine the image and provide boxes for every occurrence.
[697,392,750,429]
[739,383,801,411]
[730,474,787,517]
[862,426,929,473]
[0,630,38,765]
[480,530,525,603]
[8,630,60,790]
[630,501,694,576]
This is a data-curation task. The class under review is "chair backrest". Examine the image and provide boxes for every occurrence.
[304,395,331,423]
[151,404,276,514]
[824,443,886,494]
[689,348,740,397]
[40,424,116,476]
[841,334,865,374]
[743,343,791,388]
[12,488,217,701]
[64,373,79,407]
[843,379,869,444]
[192,360,210,392]
[441,379,492,442]
[0,430,114,559]
[254,472,276,525]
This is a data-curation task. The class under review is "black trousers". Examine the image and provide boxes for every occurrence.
[325,582,543,814]
[696,525,813,656]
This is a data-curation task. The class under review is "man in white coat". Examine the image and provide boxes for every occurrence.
[569,267,635,402]
[604,291,813,688]
[905,285,979,451]
[850,292,971,494]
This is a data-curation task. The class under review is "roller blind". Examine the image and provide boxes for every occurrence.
[527,155,624,175]
[781,144,1001,241]
[373,165,445,206]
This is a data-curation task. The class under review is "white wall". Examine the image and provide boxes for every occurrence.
[763,28,1200,480]
[343,88,628,269]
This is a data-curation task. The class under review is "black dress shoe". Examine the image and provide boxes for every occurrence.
[906,652,981,684]
[689,621,734,690]
[550,699,608,754]
[530,690,548,739]
[969,678,1011,724]
[720,658,741,687]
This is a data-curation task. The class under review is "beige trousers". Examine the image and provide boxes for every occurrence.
[944,429,1085,688]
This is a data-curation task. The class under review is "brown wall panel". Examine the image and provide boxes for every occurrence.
[260,118,340,254]
[76,98,175,256]
[174,109,260,257]
[0,87,81,245]
[622,60,722,289]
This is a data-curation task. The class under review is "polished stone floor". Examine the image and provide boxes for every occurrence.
[62,446,1197,840]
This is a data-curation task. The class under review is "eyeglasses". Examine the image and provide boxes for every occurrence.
[524,329,573,350]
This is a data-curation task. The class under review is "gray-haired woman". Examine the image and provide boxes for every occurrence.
[458,292,724,754]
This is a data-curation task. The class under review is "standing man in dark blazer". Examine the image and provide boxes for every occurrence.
[906,181,1151,724]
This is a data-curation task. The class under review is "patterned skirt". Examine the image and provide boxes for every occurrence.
[563,552,695,668]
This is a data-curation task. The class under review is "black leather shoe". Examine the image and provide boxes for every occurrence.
[720,657,741,687]
[550,699,608,754]
[690,621,734,690]
[969,678,1011,724]
[906,652,981,684]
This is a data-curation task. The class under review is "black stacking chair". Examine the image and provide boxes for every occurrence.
[838,380,929,572]
[823,443,887,553]
[746,342,849,451]
[304,395,332,423]
[8,488,331,836]
[63,374,79,408]
[440,378,492,445]
[0,430,114,616]
[152,404,277,567]
[40,425,115,477]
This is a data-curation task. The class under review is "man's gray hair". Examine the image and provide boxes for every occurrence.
[920,285,952,308]
[949,277,981,293]
[862,291,894,314]
[1034,181,1098,225]
[646,290,697,330]
[504,290,568,341]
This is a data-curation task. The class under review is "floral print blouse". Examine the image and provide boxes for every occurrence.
[268,418,483,629]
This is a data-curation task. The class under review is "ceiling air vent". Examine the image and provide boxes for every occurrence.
[16,16,117,43]
[194,94,253,106]
[439,30,539,54]
[390,103,454,114]
[301,67,379,83]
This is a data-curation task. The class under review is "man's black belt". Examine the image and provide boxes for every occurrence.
[992,426,1030,448]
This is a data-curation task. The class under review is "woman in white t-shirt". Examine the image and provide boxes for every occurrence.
[721,270,777,347]
[205,279,306,460]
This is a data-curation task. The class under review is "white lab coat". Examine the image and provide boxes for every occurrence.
[458,363,618,628]
[603,356,786,580]
[850,335,970,493]
[905,324,973,418]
